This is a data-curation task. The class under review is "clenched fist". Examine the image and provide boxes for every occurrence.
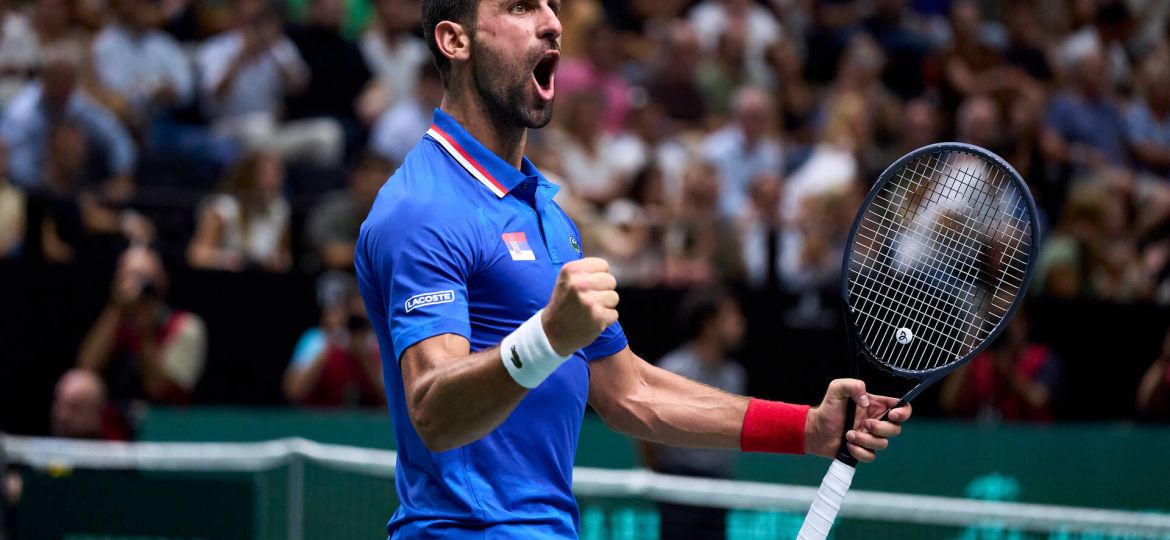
[541,258,619,356]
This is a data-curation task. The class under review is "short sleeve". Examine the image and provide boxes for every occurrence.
[290,328,328,368]
[581,321,628,362]
[376,211,477,361]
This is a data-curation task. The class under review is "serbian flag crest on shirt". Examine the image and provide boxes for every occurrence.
[502,232,536,261]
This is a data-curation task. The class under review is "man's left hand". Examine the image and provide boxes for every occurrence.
[804,379,911,462]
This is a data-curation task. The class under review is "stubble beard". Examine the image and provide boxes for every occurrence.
[472,37,554,130]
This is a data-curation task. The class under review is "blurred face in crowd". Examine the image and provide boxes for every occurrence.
[1074,50,1109,99]
[949,1,981,43]
[118,246,168,298]
[309,0,344,31]
[564,89,605,142]
[708,299,745,355]
[34,0,70,38]
[51,369,105,439]
[41,57,78,112]
[733,87,773,143]
[445,0,563,129]
[902,99,939,149]
[378,0,421,35]
[113,0,158,30]
[352,157,392,206]
[957,95,1000,149]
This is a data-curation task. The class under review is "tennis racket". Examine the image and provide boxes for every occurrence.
[796,142,1041,539]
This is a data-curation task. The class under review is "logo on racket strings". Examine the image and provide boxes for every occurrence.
[896,328,914,345]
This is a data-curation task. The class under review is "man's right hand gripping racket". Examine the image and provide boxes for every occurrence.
[797,143,1041,539]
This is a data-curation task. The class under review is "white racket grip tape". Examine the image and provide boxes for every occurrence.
[796,459,856,540]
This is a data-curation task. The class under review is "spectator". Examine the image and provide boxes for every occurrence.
[50,368,127,440]
[702,86,783,218]
[955,94,1003,153]
[689,0,782,87]
[938,0,1018,114]
[860,0,932,100]
[1041,44,1129,170]
[197,0,342,166]
[286,0,374,158]
[0,142,24,258]
[739,171,783,290]
[283,281,384,408]
[77,245,207,405]
[1137,327,1170,416]
[663,159,744,286]
[305,153,393,271]
[556,21,632,134]
[0,44,137,200]
[369,63,443,166]
[91,0,194,132]
[647,22,708,129]
[0,0,40,107]
[357,0,428,124]
[640,287,746,540]
[1126,55,1170,176]
[940,314,1060,422]
[188,151,292,273]
[550,88,641,206]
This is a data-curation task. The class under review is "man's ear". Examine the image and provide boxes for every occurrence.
[435,20,472,65]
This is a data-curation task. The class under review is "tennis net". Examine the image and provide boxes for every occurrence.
[2,434,1167,540]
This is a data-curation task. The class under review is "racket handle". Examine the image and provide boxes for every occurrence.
[796,458,856,540]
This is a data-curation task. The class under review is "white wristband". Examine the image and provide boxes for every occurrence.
[500,309,572,389]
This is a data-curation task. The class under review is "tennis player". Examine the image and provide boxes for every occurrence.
[354,1,912,537]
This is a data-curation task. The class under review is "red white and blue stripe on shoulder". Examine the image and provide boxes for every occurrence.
[426,123,510,198]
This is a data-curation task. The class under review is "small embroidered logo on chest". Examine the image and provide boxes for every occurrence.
[569,235,582,256]
[502,232,536,261]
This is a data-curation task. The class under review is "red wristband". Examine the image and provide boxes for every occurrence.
[740,398,810,454]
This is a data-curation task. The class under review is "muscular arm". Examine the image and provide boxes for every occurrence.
[400,334,528,452]
[589,347,912,461]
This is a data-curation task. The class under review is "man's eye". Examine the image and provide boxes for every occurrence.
[509,3,527,14]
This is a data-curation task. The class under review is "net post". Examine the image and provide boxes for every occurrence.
[287,451,305,540]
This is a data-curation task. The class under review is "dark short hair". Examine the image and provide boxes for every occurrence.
[421,0,478,86]
[678,287,734,342]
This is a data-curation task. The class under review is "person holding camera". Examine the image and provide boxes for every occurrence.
[75,245,207,409]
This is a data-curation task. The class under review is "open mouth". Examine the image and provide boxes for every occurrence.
[532,51,559,100]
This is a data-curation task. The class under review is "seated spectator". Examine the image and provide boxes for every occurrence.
[0,142,24,258]
[550,88,642,206]
[369,63,443,166]
[91,0,194,132]
[51,368,128,440]
[1041,44,1129,171]
[702,86,783,218]
[283,282,384,408]
[647,22,709,129]
[663,159,744,286]
[640,286,746,540]
[1137,327,1170,416]
[188,151,292,273]
[357,0,428,124]
[0,44,137,200]
[1126,55,1170,176]
[197,0,342,166]
[305,153,393,271]
[689,0,782,87]
[940,314,1060,422]
[77,245,207,405]
[286,0,373,158]
[956,94,1004,153]
[28,121,154,264]
[739,171,783,291]
[556,21,632,134]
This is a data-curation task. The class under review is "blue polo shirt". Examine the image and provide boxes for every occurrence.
[355,109,628,539]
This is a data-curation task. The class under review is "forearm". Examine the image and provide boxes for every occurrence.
[402,340,528,452]
[138,334,171,399]
[596,362,748,449]
[77,306,122,371]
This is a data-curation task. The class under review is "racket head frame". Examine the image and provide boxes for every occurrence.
[838,142,1042,386]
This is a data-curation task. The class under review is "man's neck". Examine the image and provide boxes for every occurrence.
[440,93,527,169]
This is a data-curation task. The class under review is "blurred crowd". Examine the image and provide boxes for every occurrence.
[1,0,1170,437]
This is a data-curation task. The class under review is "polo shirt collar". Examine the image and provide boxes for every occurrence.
[426,108,539,198]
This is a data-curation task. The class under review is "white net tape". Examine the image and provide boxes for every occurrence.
[3,434,1169,537]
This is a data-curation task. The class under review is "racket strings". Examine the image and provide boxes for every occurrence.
[847,151,1033,372]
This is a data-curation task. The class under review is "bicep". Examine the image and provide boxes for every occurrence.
[399,333,471,402]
